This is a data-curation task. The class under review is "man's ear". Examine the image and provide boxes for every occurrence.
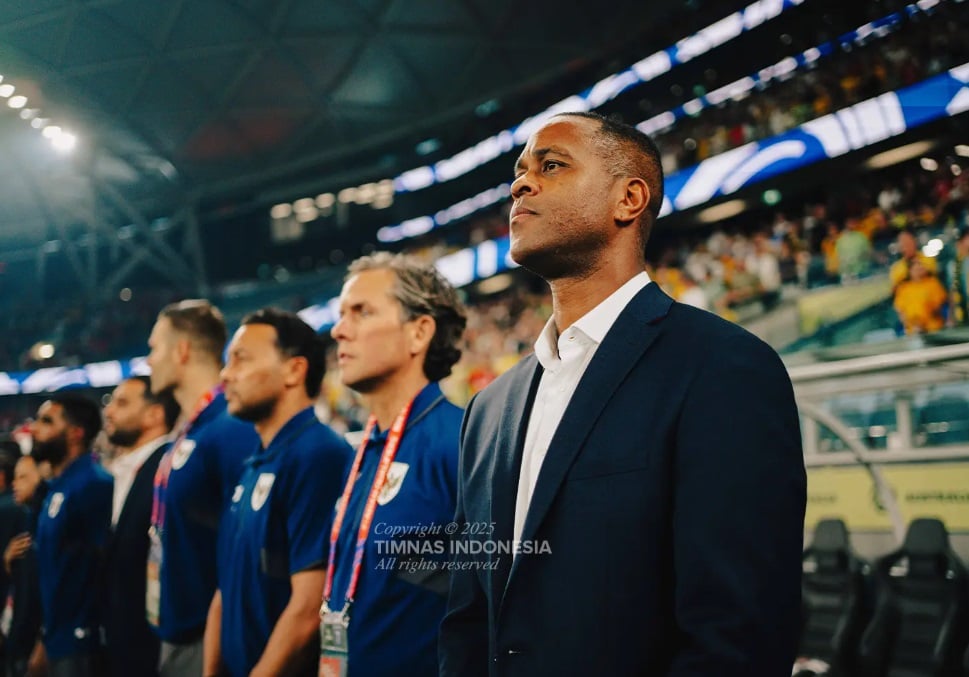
[175,337,192,365]
[408,315,436,357]
[614,177,650,226]
[66,424,86,449]
[283,356,309,390]
[144,402,165,431]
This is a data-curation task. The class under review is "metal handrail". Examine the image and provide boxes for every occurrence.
[788,342,969,383]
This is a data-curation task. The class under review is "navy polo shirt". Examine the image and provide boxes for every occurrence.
[156,392,257,642]
[328,382,462,677]
[218,407,350,677]
[36,453,113,661]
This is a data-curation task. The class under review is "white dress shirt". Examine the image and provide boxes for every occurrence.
[513,271,651,543]
[110,435,169,526]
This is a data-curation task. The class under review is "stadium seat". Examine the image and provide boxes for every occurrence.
[857,518,969,677]
[797,519,872,676]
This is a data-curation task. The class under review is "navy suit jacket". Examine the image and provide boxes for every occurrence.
[440,283,806,677]
[102,442,167,677]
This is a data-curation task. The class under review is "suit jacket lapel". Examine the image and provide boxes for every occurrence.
[510,284,673,578]
[490,356,543,610]
[115,444,166,536]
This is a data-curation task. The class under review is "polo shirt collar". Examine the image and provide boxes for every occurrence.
[369,381,445,443]
[49,451,93,490]
[248,406,318,465]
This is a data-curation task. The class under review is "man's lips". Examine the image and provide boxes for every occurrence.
[510,205,537,221]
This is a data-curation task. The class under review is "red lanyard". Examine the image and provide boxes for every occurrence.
[150,386,221,532]
[323,399,414,610]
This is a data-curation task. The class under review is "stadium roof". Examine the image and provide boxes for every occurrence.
[0,0,689,253]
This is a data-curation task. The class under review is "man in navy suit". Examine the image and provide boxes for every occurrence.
[101,375,179,677]
[439,112,806,677]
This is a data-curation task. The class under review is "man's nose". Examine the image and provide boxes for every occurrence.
[511,171,537,199]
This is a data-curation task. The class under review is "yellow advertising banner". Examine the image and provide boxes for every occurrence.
[806,462,969,531]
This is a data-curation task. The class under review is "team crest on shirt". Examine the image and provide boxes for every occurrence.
[47,492,65,519]
[251,473,275,511]
[377,462,409,506]
[170,438,196,470]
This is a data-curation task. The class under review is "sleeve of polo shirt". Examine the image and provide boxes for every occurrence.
[283,435,350,574]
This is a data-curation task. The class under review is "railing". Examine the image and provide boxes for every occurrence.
[789,341,969,542]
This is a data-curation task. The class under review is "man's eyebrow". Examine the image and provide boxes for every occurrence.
[514,146,574,172]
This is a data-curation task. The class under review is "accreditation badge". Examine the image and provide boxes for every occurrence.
[319,606,349,677]
[146,527,163,627]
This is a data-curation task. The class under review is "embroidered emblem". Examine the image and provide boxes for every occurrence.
[251,473,275,511]
[377,462,409,506]
[48,492,65,518]
[170,439,197,470]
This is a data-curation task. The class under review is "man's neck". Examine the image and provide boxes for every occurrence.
[548,260,643,333]
[117,429,168,457]
[255,393,313,449]
[51,448,85,478]
[364,371,430,432]
[174,365,222,418]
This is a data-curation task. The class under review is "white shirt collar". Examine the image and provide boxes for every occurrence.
[111,434,169,477]
[534,271,651,370]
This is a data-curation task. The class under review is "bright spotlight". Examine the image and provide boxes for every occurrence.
[51,132,76,152]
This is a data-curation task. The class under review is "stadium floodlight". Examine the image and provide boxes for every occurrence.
[7,95,27,109]
[920,157,939,171]
[42,125,62,139]
[0,84,14,97]
[51,132,76,152]
[956,145,969,158]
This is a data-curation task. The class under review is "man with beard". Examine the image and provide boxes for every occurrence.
[101,376,179,677]
[145,300,257,677]
[30,393,113,677]
[202,308,349,677]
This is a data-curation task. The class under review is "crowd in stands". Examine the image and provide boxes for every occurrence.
[650,0,968,173]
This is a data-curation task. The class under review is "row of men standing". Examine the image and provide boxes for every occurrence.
[2,251,467,676]
[3,111,808,677]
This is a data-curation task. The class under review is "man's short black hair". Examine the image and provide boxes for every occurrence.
[48,392,102,448]
[240,307,327,398]
[554,111,665,251]
[128,375,180,432]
